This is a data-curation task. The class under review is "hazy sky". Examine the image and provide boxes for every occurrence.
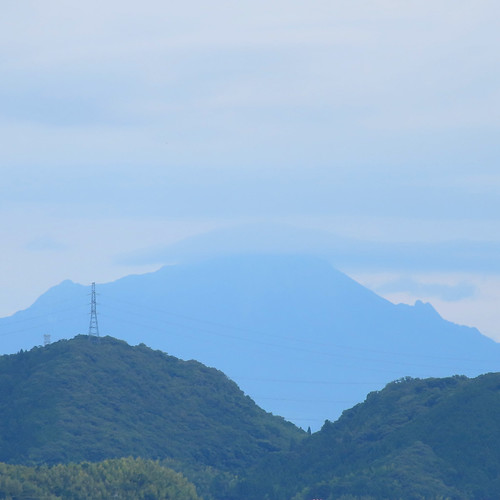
[2,1,500,339]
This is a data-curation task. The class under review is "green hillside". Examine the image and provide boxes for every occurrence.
[0,336,303,474]
[3,335,500,499]
[236,374,500,499]
[0,457,199,500]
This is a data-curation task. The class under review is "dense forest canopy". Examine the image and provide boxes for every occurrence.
[1,336,500,499]
[236,374,500,499]
[0,457,199,500]
[0,335,302,470]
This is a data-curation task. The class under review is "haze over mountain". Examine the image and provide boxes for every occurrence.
[2,338,500,499]
[2,254,499,430]
[118,222,500,274]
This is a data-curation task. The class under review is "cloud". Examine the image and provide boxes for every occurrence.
[375,277,477,302]
[0,0,499,241]
[1,0,500,341]
[25,236,67,252]
[1,0,499,173]
[113,222,500,274]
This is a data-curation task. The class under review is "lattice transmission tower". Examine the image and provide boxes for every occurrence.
[88,282,100,342]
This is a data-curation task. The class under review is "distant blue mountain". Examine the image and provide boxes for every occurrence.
[1,254,498,430]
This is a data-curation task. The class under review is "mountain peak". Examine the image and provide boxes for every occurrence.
[1,254,497,431]
[414,299,440,315]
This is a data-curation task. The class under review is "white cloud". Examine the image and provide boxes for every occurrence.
[25,236,67,252]
[0,202,221,316]
[375,277,477,302]
[1,0,500,342]
[351,271,500,342]
[1,0,499,174]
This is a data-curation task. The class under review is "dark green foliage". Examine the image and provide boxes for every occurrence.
[236,374,500,500]
[0,336,303,475]
[0,457,199,499]
[4,335,500,499]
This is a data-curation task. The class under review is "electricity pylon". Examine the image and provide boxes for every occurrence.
[88,282,100,342]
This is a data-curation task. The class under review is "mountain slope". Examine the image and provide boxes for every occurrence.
[0,458,200,500]
[1,254,499,430]
[237,373,500,500]
[0,335,302,471]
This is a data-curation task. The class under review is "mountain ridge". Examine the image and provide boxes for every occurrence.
[1,335,500,499]
[0,334,302,470]
[237,372,500,499]
[1,254,498,430]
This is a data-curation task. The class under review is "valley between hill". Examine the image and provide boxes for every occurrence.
[1,336,499,498]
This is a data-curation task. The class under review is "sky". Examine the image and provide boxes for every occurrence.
[2,0,500,340]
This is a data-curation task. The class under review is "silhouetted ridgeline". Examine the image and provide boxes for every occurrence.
[2,255,499,431]
[1,337,500,498]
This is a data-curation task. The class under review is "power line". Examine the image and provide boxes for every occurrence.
[98,305,488,375]
[102,295,497,365]
[2,288,498,372]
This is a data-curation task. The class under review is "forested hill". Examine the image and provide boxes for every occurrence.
[3,254,499,431]
[0,458,200,500]
[3,338,500,500]
[0,335,303,471]
[236,373,500,499]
